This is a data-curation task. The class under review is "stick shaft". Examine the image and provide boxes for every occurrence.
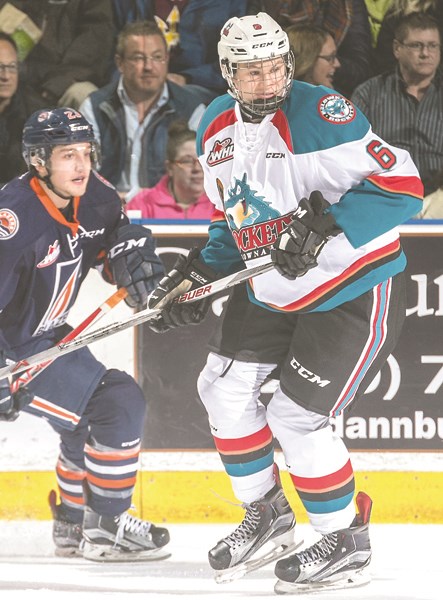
[1,261,273,379]
[9,288,128,390]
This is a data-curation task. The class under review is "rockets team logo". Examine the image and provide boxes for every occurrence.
[223,173,294,261]
[224,173,280,230]
[318,94,356,124]
[0,209,19,239]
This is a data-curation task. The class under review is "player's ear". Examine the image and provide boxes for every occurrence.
[31,157,48,177]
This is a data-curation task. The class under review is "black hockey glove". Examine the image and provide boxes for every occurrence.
[271,191,342,280]
[147,248,217,333]
[0,354,34,422]
[108,224,165,308]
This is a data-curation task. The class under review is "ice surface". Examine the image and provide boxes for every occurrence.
[0,521,440,599]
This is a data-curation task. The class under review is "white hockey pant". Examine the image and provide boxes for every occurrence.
[198,353,355,531]
[197,352,278,503]
[267,386,355,533]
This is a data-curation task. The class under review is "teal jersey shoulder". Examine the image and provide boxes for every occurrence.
[283,81,371,154]
[196,94,236,155]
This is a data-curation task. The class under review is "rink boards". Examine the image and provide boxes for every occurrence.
[1,223,443,524]
[1,449,443,523]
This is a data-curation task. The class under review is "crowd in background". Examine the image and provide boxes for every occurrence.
[1,0,442,218]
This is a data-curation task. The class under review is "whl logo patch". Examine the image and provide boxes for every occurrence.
[37,240,60,268]
[207,138,234,166]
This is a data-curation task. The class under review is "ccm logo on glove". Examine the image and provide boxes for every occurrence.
[107,224,164,308]
[108,237,148,259]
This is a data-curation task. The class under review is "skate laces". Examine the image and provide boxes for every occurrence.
[225,502,262,549]
[114,512,152,546]
[297,533,338,565]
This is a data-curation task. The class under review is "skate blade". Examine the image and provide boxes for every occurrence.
[54,546,83,558]
[214,530,303,584]
[83,542,171,563]
[274,568,371,595]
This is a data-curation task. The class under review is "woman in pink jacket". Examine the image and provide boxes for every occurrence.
[125,121,214,220]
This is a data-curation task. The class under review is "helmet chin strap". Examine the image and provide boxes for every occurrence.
[239,104,265,122]
[241,94,286,121]
[36,169,73,202]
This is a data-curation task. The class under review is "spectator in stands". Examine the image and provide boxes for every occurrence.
[416,169,443,218]
[0,0,115,109]
[246,0,373,97]
[364,0,394,48]
[111,1,248,104]
[286,24,341,87]
[80,20,206,203]
[0,32,45,186]
[351,12,443,196]
[125,120,213,220]
[374,0,443,74]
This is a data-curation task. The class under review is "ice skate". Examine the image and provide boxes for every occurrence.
[208,484,299,584]
[48,490,83,557]
[274,491,372,594]
[82,506,171,562]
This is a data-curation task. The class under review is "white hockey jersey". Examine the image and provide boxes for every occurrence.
[197,82,423,313]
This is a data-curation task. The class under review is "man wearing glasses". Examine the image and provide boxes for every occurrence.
[80,21,206,204]
[352,12,442,196]
[0,32,45,186]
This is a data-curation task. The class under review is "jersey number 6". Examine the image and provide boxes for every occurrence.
[366,139,396,170]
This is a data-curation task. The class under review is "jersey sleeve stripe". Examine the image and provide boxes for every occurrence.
[366,174,424,200]
[251,239,401,313]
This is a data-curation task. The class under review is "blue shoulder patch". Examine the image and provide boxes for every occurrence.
[196,94,236,156]
[284,81,370,154]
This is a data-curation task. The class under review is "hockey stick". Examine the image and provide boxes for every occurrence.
[8,287,128,391]
[0,261,274,379]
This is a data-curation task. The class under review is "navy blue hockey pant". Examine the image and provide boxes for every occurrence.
[19,341,146,520]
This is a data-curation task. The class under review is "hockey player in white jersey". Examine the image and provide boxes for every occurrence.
[147,12,424,593]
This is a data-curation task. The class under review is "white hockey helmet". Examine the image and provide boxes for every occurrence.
[218,12,294,118]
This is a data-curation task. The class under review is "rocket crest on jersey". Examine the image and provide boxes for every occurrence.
[318,94,356,124]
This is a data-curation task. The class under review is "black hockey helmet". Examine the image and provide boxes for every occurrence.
[22,107,100,168]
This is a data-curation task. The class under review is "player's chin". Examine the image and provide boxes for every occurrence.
[68,179,88,195]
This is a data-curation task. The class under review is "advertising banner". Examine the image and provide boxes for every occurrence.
[139,232,443,450]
